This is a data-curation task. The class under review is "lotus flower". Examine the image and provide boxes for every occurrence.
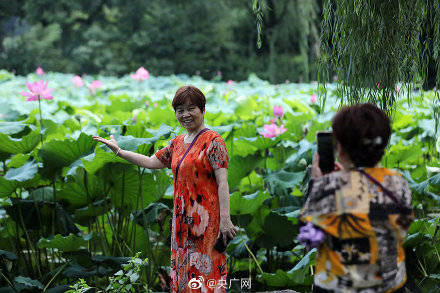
[310,94,317,103]
[396,85,401,93]
[273,105,284,118]
[285,80,290,84]
[227,80,234,86]
[88,80,102,95]
[130,67,149,82]
[297,222,326,249]
[217,70,222,77]
[333,75,338,82]
[153,102,158,108]
[260,123,287,138]
[35,67,45,76]
[73,75,84,88]
[19,80,54,101]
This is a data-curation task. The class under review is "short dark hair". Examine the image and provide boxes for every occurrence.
[172,85,206,112]
[332,103,391,167]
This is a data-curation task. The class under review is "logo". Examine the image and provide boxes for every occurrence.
[188,276,204,289]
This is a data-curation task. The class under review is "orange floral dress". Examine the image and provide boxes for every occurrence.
[155,129,229,293]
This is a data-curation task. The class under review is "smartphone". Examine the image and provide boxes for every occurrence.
[214,233,233,253]
[316,131,335,174]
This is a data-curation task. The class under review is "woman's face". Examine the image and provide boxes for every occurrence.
[175,100,204,131]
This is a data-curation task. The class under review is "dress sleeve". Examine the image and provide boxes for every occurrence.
[154,139,174,169]
[206,136,229,170]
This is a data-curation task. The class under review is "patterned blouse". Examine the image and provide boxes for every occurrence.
[299,167,413,293]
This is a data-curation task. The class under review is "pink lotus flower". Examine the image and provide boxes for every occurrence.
[88,80,102,95]
[227,80,234,86]
[73,75,84,88]
[217,71,222,76]
[396,85,401,93]
[35,67,45,76]
[310,94,317,103]
[153,102,158,108]
[285,80,290,84]
[377,83,380,89]
[434,87,437,92]
[260,123,287,138]
[333,75,338,82]
[273,105,284,118]
[19,80,54,101]
[130,67,149,82]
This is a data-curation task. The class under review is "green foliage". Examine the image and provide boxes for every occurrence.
[0,0,321,83]
[66,253,149,293]
[320,0,440,109]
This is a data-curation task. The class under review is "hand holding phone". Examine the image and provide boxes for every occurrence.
[214,233,233,253]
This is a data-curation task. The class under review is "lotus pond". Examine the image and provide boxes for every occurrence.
[0,70,439,292]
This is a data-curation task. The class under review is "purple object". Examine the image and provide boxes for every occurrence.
[298,222,326,249]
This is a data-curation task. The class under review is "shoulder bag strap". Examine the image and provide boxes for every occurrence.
[356,169,405,212]
[175,128,209,181]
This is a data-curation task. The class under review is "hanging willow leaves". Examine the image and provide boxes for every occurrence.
[319,0,440,110]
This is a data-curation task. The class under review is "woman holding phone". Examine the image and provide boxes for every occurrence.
[93,85,237,293]
[299,103,413,292]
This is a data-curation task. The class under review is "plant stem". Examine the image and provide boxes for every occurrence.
[243,241,264,274]
[38,97,44,145]
[43,262,68,292]
[0,271,18,293]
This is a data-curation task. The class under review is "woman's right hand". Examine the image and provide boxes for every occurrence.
[312,153,343,179]
[92,135,120,154]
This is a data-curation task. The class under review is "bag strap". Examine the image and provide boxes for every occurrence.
[175,128,209,180]
[356,169,405,212]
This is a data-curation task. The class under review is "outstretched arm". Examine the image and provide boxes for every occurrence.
[93,135,165,169]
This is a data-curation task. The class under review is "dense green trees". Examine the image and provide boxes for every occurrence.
[0,0,321,83]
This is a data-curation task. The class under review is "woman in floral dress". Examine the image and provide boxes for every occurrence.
[93,86,237,292]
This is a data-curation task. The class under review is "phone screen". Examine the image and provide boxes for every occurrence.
[317,131,334,174]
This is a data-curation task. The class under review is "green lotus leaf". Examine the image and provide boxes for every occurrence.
[57,168,106,208]
[133,202,170,227]
[0,121,35,136]
[0,131,40,160]
[0,250,17,261]
[14,276,43,290]
[264,170,304,196]
[230,190,270,215]
[0,177,17,198]
[7,154,30,168]
[228,154,262,190]
[256,211,298,249]
[4,160,40,182]
[38,233,88,252]
[39,133,97,177]
[73,199,111,225]
[105,166,171,211]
